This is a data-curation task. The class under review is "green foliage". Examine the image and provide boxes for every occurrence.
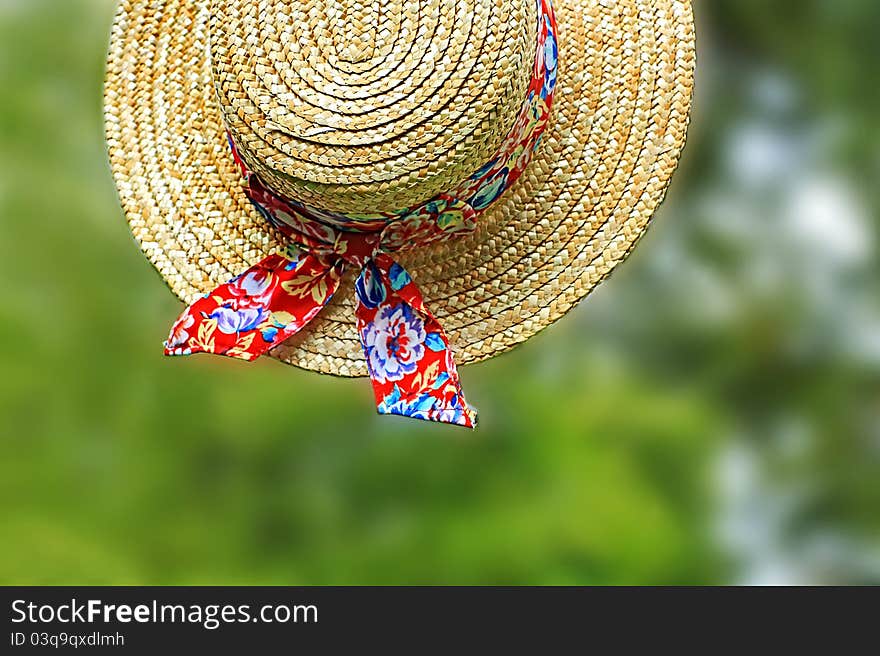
[0,0,876,584]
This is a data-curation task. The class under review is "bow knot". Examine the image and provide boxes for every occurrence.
[164,149,479,428]
[331,230,382,268]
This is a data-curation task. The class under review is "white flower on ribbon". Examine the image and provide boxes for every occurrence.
[361,303,426,383]
[209,306,267,334]
[227,269,277,310]
[164,312,195,355]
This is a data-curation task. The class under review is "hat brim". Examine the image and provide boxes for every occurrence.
[104,0,695,377]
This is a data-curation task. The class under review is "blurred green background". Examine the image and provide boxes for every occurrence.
[1,0,878,585]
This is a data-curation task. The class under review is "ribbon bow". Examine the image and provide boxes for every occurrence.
[165,141,479,427]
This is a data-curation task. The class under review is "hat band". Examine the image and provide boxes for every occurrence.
[163,0,557,428]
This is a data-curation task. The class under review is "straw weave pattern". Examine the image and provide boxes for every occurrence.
[214,0,536,214]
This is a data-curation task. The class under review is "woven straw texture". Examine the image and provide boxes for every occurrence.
[105,0,696,377]
[214,0,536,214]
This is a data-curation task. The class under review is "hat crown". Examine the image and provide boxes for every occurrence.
[211,0,538,215]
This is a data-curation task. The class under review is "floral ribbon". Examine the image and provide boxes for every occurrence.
[164,0,557,428]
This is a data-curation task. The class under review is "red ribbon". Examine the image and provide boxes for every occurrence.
[165,145,479,427]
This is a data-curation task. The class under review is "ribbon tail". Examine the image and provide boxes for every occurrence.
[355,254,478,428]
[164,248,343,362]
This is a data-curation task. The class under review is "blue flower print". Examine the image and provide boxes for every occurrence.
[378,387,467,425]
[355,261,388,309]
[388,262,413,292]
[470,169,509,210]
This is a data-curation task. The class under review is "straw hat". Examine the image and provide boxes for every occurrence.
[105,0,695,424]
